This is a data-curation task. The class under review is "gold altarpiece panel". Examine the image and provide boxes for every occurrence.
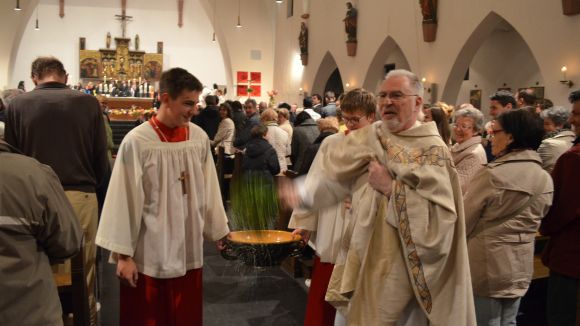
[79,35,162,82]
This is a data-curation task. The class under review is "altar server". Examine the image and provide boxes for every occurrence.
[96,68,230,325]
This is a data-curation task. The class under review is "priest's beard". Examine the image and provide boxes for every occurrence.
[384,118,403,132]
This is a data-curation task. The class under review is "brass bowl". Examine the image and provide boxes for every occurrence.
[221,230,302,267]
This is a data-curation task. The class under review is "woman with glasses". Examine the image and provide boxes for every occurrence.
[450,107,487,194]
[463,109,553,326]
[537,106,574,173]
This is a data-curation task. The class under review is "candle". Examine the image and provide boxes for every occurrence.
[104,75,107,84]
[139,77,142,85]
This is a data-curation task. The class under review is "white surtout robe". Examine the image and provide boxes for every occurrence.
[289,132,352,263]
[96,122,230,279]
[298,121,476,325]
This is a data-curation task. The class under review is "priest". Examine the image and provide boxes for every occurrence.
[281,70,475,325]
[96,68,230,325]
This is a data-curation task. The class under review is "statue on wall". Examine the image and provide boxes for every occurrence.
[343,2,357,56]
[299,22,308,55]
[419,0,438,42]
[419,0,437,23]
[298,22,308,65]
[106,32,112,49]
[343,2,357,42]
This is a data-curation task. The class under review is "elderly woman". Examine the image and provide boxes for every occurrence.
[463,109,553,326]
[450,107,487,194]
[538,106,574,172]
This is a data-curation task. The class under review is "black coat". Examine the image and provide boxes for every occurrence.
[242,138,280,176]
[298,130,336,175]
[193,105,221,140]
[234,112,260,149]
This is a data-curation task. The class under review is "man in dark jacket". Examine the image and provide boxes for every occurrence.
[540,90,580,326]
[291,111,320,172]
[234,98,261,149]
[193,95,221,140]
[4,56,109,325]
[0,140,82,325]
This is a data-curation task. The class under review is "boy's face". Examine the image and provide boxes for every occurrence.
[162,89,201,127]
[342,110,374,131]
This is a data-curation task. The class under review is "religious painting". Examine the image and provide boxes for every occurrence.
[79,50,101,79]
[237,85,248,96]
[237,71,249,83]
[469,89,482,109]
[530,86,545,100]
[250,72,261,84]
[143,54,163,81]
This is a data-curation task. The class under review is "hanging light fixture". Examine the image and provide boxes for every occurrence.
[276,0,283,3]
[236,0,242,28]
[14,0,22,11]
[212,0,217,41]
[35,9,40,30]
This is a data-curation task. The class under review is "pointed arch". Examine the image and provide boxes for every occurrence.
[441,11,542,105]
[311,51,340,95]
[362,36,410,92]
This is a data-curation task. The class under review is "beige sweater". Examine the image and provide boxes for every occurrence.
[450,136,487,194]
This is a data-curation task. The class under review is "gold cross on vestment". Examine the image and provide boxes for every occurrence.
[179,171,189,195]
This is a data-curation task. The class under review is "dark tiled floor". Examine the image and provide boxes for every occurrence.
[97,242,307,325]
[96,243,549,326]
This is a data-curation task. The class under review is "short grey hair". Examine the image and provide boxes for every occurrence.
[0,88,24,108]
[385,69,424,98]
[540,106,571,127]
[454,107,485,134]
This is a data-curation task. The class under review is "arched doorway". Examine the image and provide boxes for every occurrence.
[311,51,342,97]
[442,12,543,116]
[362,36,410,93]
[324,68,344,99]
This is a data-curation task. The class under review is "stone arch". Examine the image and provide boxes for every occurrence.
[311,51,341,96]
[441,11,543,110]
[362,36,411,93]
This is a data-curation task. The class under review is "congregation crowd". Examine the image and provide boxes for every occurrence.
[0,56,578,326]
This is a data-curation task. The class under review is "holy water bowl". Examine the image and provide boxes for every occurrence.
[220,230,303,267]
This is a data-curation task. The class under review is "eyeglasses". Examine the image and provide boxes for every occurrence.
[454,123,473,130]
[378,91,418,102]
[342,115,366,125]
[489,129,504,137]
[244,106,254,109]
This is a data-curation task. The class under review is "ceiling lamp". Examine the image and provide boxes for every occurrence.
[236,0,242,28]
[276,0,283,3]
[35,9,40,30]
[14,0,22,11]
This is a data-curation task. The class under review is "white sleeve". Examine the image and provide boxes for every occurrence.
[95,136,145,257]
[202,138,230,240]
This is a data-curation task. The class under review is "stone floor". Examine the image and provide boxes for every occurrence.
[94,242,549,326]
[97,242,308,326]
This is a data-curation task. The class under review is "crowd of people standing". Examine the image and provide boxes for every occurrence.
[0,56,578,326]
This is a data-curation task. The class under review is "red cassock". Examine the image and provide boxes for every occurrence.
[120,268,203,326]
[304,256,336,326]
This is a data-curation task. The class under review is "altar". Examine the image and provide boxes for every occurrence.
[106,97,155,121]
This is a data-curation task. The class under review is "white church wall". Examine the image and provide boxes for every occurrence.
[456,29,543,117]
[7,0,277,104]
[272,0,580,112]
